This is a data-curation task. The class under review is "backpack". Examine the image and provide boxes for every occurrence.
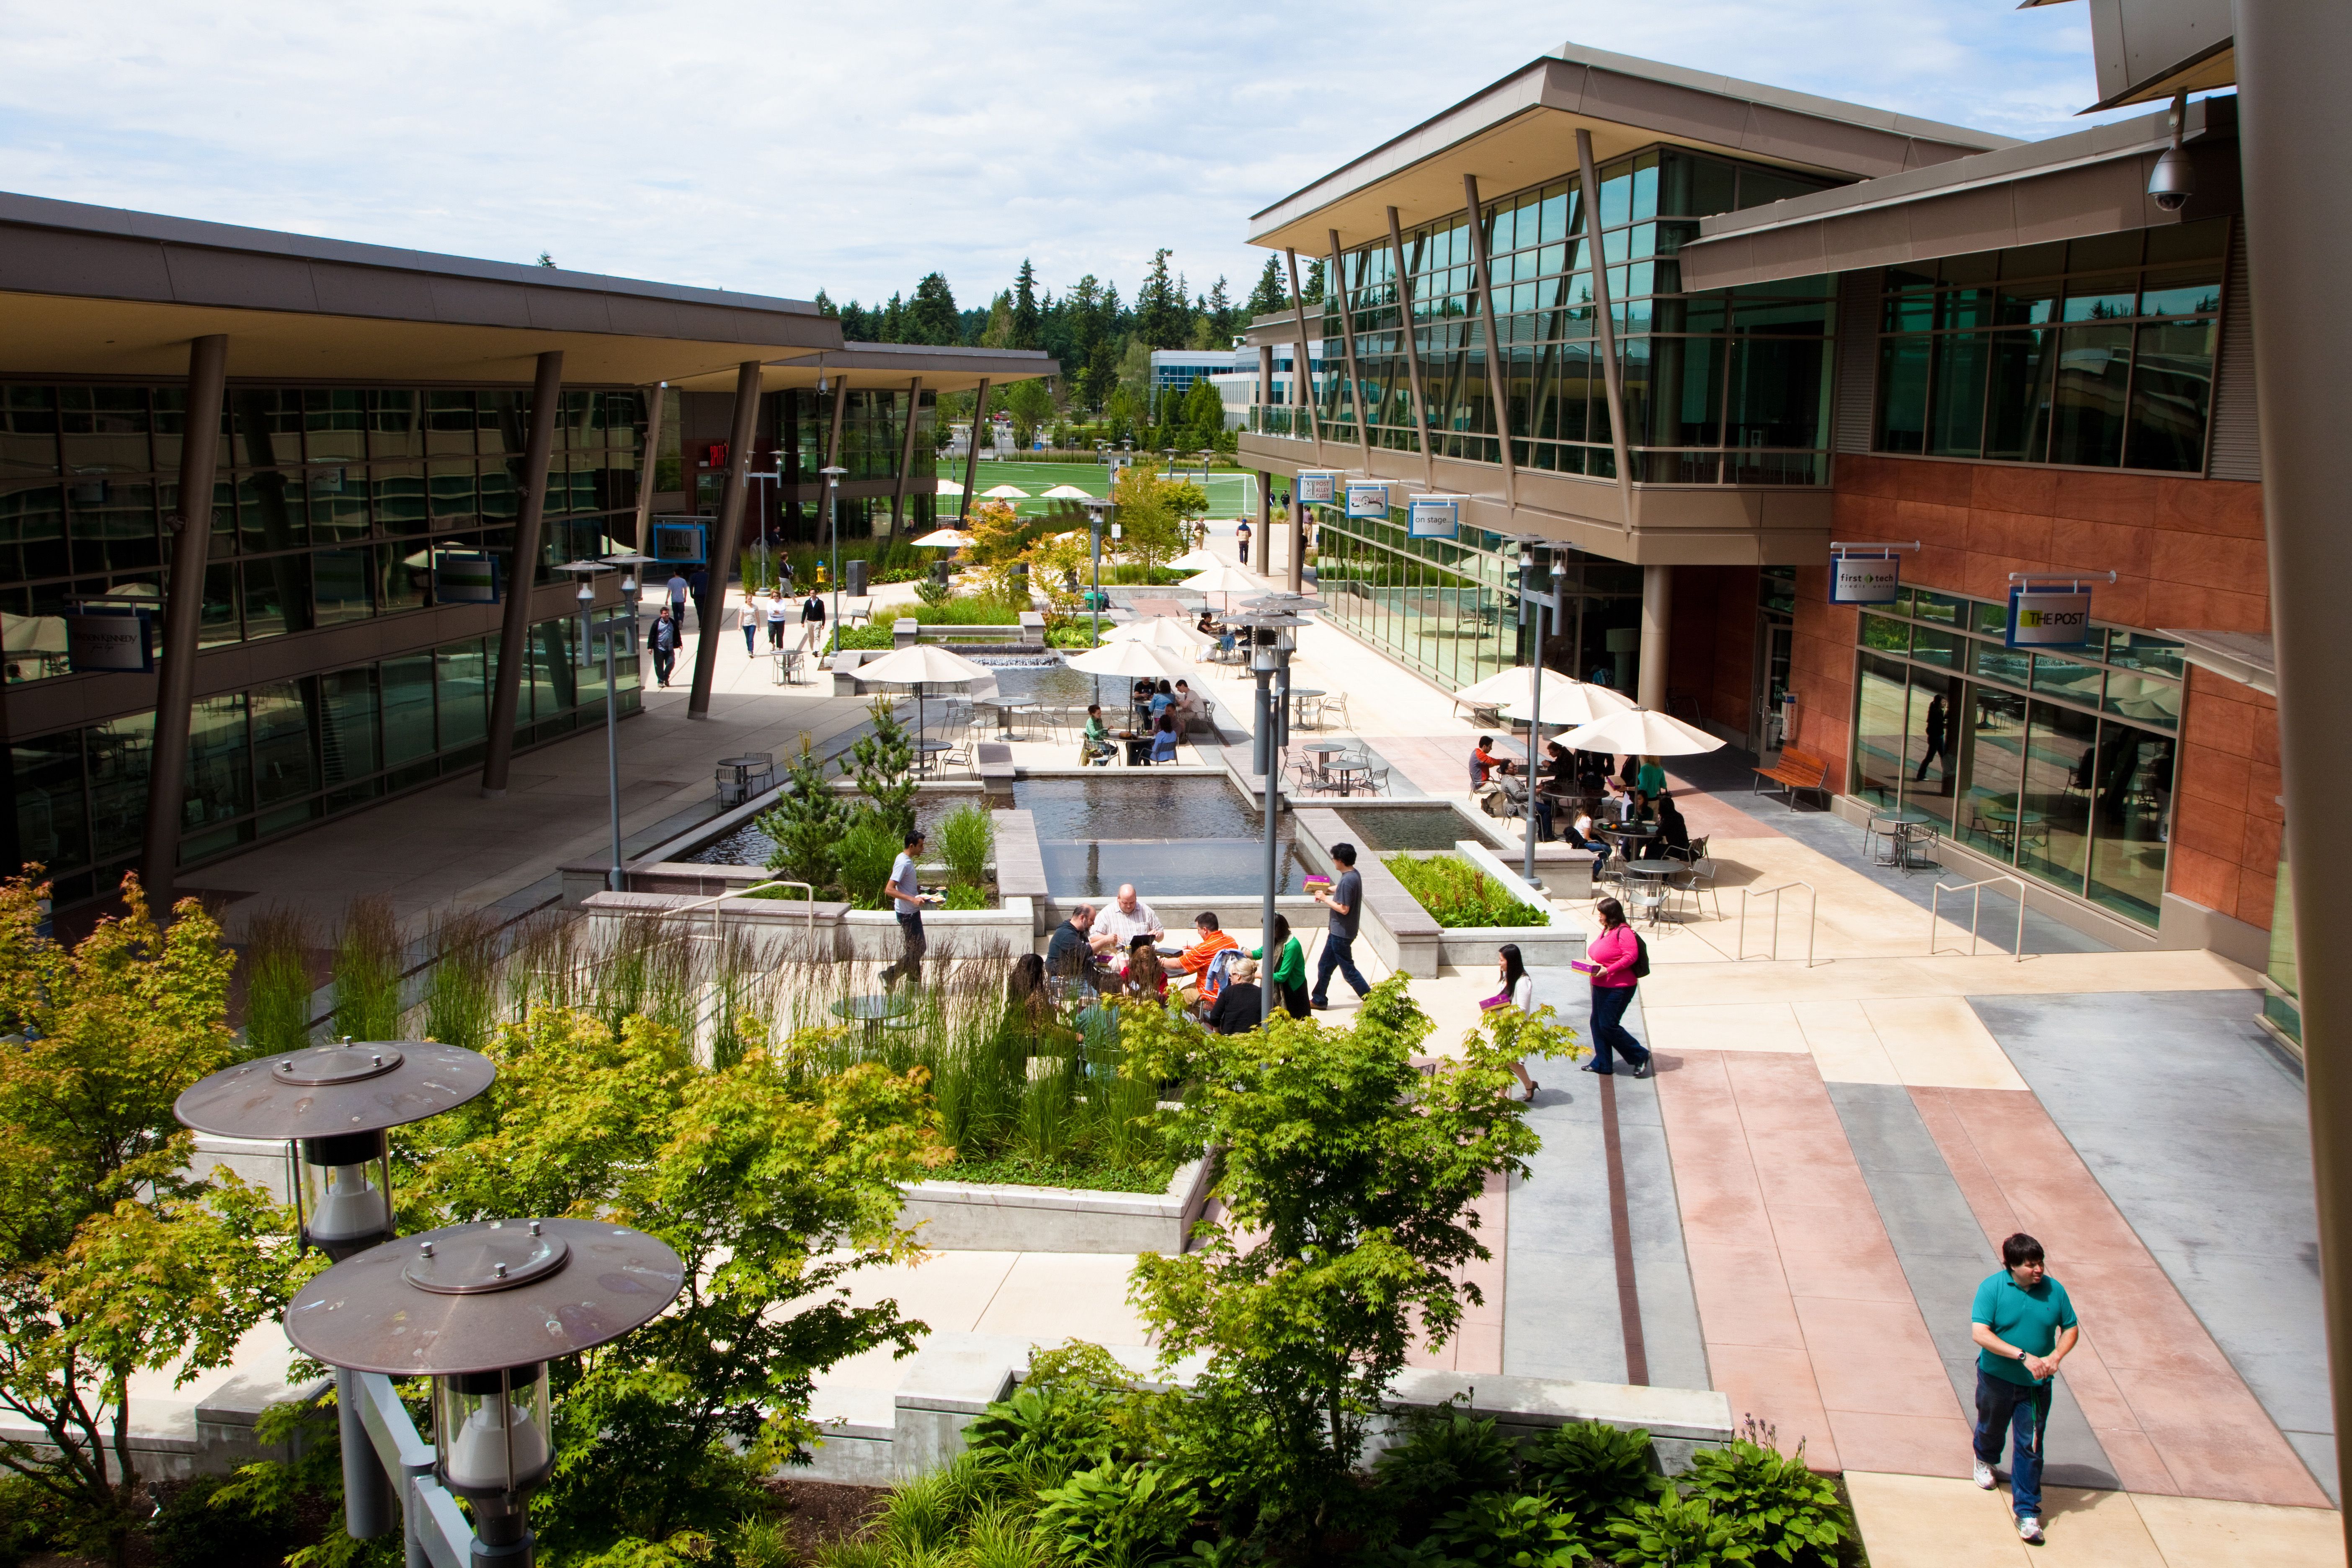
[1631,932,1651,980]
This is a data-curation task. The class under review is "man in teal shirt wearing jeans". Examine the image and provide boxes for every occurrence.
[1970,1233,2079,1544]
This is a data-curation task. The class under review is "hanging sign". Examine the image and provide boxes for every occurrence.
[64,610,152,673]
[2006,584,2094,648]
[650,521,709,564]
[1294,470,1338,505]
[433,551,500,605]
[1345,482,1390,521]
[1407,494,1464,539]
[1829,552,1902,605]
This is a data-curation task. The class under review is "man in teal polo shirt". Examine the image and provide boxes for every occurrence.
[1970,1233,2079,1544]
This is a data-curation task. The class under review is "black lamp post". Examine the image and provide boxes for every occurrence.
[1229,600,1313,1024]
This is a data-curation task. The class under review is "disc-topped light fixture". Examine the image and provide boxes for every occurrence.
[175,1039,497,1260]
[284,1217,685,1564]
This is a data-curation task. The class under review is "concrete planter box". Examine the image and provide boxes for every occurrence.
[900,1153,1215,1254]
[576,891,1034,963]
[1432,841,1587,967]
[1290,809,1442,977]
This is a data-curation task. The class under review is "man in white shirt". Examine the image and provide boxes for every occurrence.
[1090,884,1165,954]
[881,830,930,986]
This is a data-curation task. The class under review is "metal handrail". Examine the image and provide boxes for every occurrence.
[614,877,818,944]
[1929,874,2030,961]
[1736,879,1818,966]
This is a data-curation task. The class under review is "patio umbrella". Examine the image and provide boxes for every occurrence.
[1179,562,1261,610]
[1064,639,1194,680]
[1455,665,1625,717]
[1168,548,1222,572]
[935,478,964,496]
[1040,484,1094,500]
[2,611,67,655]
[1557,706,1726,758]
[911,528,972,549]
[1103,616,1212,653]
[852,642,994,753]
[982,484,1031,499]
[1498,685,1637,729]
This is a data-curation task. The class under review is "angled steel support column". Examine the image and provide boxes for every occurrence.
[958,377,987,519]
[631,382,666,550]
[480,350,564,794]
[139,333,229,905]
[1328,230,1375,471]
[1461,173,1520,510]
[1576,131,1637,531]
[1386,206,1437,484]
[686,359,764,719]
[887,376,922,542]
[2236,0,2352,1536]
[1284,249,1326,462]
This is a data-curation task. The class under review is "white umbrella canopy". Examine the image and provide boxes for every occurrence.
[853,643,995,750]
[911,528,972,549]
[935,478,965,496]
[1040,484,1094,500]
[1179,563,1261,608]
[1558,707,1726,757]
[1167,548,1222,572]
[1103,616,1212,652]
[982,484,1031,499]
[3,611,67,654]
[1497,684,1637,729]
[1064,639,1195,679]
[1454,665,1623,714]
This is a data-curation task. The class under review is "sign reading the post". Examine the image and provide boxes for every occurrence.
[1829,552,1902,604]
[1345,482,1390,521]
[650,521,708,565]
[2006,585,2094,648]
[433,551,500,605]
[64,611,152,673]
[1294,470,1338,505]
[1407,494,1463,539]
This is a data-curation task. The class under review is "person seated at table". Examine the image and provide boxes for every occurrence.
[1574,805,1606,863]
[1079,705,1117,766]
[1047,903,1099,988]
[1149,679,1176,722]
[1196,608,1217,636]
[1246,912,1310,1019]
[1601,776,1640,825]
[1120,936,1168,998]
[1132,678,1157,727]
[1654,793,1692,858]
[1008,951,1048,1004]
[1091,884,1166,953]
[1533,740,1576,842]
[1174,913,1238,1002]
[1469,735,1514,789]
[1149,711,1181,764]
[1172,680,1200,727]
[1218,622,1238,659]
[1206,957,1264,1035]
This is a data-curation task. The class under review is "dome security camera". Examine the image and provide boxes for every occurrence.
[2148,145,2193,212]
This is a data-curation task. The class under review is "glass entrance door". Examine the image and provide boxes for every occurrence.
[1754,618,1793,752]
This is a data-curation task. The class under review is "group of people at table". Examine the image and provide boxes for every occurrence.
[1032,880,1341,1035]
[1078,679,1203,766]
[1470,735,1692,864]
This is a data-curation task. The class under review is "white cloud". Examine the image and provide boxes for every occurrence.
[0,0,2130,318]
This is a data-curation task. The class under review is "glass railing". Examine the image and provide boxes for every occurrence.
[1246,405,1315,440]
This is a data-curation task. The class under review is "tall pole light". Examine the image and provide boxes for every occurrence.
[1079,496,1114,704]
[175,1039,498,1550]
[1233,601,1312,1024]
[605,554,654,889]
[822,464,847,659]
[1519,544,1543,887]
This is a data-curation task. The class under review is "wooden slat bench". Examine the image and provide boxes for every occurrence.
[1752,746,1833,807]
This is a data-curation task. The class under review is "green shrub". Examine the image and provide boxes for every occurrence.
[837,813,906,910]
[758,737,854,893]
[1034,1462,1199,1568]
[239,905,315,1057]
[833,624,897,651]
[1372,1408,1517,1529]
[332,895,405,1037]
[941,802,997,887]
[146,1474,297,1568]
[1680,1438,1846,1565]
[1426,1492,1590,1568]
[1382,855,1548,928]
[1605,1492,1755,1568]
[847,698,919,840]
[917,596,1024,626]
[1521,1421,1662,1532]
[944,882,990,910]
[915,578,954,608]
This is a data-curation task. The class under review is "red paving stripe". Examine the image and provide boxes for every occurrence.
[1908,1085,2329,1508]
[1660,1050,1973,1476]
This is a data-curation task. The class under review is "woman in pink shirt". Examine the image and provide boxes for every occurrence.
[1580,897,1653,1078]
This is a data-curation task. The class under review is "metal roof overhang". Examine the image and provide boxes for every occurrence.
[666,342,1060,395]
[1247,45,2013,254]
[1678,95,2236,291]
[2159,627,2274,696]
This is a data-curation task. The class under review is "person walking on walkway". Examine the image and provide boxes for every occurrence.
[766,591,789,650]
[798,588,827,657]
[1970,1232,2079,1545]
[740,591,762,655]
[1481,943,1542,1101]
[665,569,689,628]
[1235,516,1252,566]
[1309,843,1371,1010]
[649,606,680,688]
[1578,897,1653,1077]
[881,829,932,988]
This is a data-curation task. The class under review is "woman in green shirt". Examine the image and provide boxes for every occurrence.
[1249,912,1309,1018]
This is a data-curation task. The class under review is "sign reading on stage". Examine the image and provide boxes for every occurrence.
[433,551,500,605]
[1407,494,1463,539]
[1345,482,1390,520]
[1294,470,1338,505]
[64,611,152,673]
[2006,585,2094,648]
[1829,552,1902,604]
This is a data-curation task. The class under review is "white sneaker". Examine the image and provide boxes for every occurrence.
[2018,1516,2043,1543]
[1972,1460,1995,1489]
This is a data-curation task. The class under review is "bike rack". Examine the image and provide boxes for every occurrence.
[1929,874,2030,961]
[1736,880,1818,966]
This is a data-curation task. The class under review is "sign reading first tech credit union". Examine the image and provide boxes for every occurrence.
[2006,585,2095,648]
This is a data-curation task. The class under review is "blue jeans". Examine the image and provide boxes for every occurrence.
[1587,984,1649,1073]
[1974,1370,2050,1519]
[1311,931,1369,1004]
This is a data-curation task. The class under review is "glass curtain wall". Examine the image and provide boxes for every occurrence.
[8,606,638,905]
[777,387,937,534]
[0,384,650,686]
[1872,221,2227,472]
[1322,147,1836,485]
[1852,587,2182,926]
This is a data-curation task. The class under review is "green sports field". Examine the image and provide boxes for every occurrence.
[944,459,1258,519]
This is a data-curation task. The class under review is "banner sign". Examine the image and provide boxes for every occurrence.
[650,521,708,565]
[1407,494,1464,539]
[1829,552,1902,605]
[433,551,500,605]
[64,611,152,673]
[1294,470,1338,505]
[1345,482,1390,520]
[2006,585,2094,648]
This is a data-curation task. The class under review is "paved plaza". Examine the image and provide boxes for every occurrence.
[168,520,2341,1566]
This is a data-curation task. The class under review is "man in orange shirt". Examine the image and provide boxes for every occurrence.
[1175,912,1239,1006]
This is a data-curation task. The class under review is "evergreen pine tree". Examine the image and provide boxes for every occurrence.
[1135,249,1186,349]
[1012,260,1042,350]
[814,288,837,317]
[1246,256,1286,317]
[906,273,960,346]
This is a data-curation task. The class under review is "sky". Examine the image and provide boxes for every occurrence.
[0,2,2139,318]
